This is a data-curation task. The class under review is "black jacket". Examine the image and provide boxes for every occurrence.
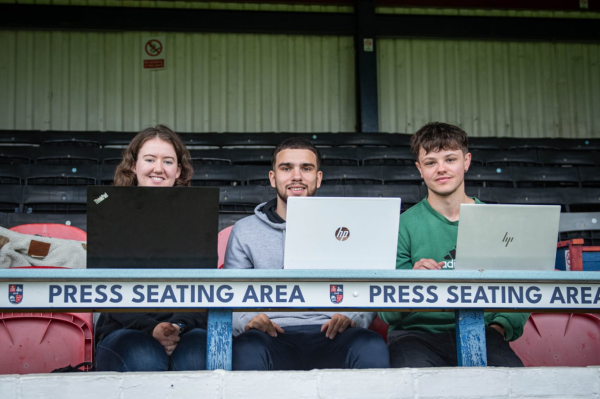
[96,312,207,342]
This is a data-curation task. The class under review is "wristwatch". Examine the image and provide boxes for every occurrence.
[172,322,187,335]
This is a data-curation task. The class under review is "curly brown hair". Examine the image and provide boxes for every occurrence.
[113,125,193,187]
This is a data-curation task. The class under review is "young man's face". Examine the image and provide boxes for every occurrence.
[415,147,471,198]
[269,149,323,203]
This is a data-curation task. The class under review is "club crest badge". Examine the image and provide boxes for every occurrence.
[8,284,23,305]
[330,284,343,304]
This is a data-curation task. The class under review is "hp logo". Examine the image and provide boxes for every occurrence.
[335,227,350,241]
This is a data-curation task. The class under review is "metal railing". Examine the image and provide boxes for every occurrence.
[1,268,599,370]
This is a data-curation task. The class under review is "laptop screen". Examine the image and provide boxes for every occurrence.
[284,197,400,270]
[455,204,560,271]
[87,186,219,269]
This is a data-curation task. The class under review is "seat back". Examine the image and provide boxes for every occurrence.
[510,313,600,367]
[0,185,23,213]
[0,312,93,374]
[559,212,600,246]
[219,186,269,214]
[9,223,87,241]
[3,224,92,373]
[191,165,243,187]
[368,315,389,343]
[22,185,87,214]
[218,225,234,269]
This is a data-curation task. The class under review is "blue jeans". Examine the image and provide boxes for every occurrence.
[233,324,389,370]
[96,328,207,372]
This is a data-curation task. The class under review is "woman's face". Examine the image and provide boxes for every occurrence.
[133,138,181,187]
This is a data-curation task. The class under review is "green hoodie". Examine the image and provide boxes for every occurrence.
[379,197,529,341]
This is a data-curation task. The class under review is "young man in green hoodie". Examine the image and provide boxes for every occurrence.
[379,122,527,367]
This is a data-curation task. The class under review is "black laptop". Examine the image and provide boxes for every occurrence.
[87,186,219,269]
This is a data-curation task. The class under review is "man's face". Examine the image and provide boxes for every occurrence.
[269,149,323,202]
[415,147,471,197]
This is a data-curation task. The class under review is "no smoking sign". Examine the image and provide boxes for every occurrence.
[142,36,166,70]
[145,39,163,57]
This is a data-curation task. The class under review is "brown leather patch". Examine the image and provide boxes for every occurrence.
[81,243,87,251]
[0,235,9,249]
[28,240,51,258]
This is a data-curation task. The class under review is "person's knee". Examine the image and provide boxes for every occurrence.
[346,329,390,369]
[485,329,524,367]
[232,329,272,371]
[97,329,167,372]
[387,332,437,368]
[185,328,208,344]
[170,328,208,371]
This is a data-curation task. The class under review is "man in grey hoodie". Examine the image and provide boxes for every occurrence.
[224,137,389,371]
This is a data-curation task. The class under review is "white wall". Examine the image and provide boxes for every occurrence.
[1,368,599,399]
[378,38,600,138]
[0,30,355,133]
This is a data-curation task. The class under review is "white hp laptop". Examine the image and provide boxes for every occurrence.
[455,204,561,271]
[284,197,401,270]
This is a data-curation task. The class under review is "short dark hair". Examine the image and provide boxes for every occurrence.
[410,122,469,161]
[271,137,322,170]
[113,125,194,187]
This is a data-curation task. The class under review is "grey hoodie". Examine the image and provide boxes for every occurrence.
[224,201,375,336]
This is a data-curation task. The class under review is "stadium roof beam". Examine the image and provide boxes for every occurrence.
[1,4,599,42]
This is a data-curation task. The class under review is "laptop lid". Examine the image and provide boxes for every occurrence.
[87,186,219,269]
[455,204,560,271]
[284,197,400,270]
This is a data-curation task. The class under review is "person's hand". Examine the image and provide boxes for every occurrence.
[320,314,356,339]
[152,322,181,355]
[413,258,444,270]
[244,313,285,337]
[490,324,506,340]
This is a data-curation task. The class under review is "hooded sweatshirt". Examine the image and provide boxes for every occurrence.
[224,199,375,336]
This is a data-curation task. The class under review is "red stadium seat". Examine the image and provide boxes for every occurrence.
[368,315,389,343]
[510,313,600,367]
[9,223,87,241]
[0,313,93,374]
[218,226,233,269]
[2,224,92,374]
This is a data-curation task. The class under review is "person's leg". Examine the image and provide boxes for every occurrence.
[303,326,389,369]
[485,327,524,367]
[96,329,169,372]
[387,330,454,368]
[169,328,208,371]
[232,327,304,371]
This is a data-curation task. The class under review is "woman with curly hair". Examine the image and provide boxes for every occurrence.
[95,125,207,372]
[113,124,194,187]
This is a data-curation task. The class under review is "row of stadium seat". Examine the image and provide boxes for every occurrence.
[2,223,598,375]
[1,130,600,150]
[2,185,600,215]
[2,146,599,167]
[2,164,600,188]
[2,211,599,246]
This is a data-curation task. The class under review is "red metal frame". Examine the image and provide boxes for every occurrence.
[557,238,600,271]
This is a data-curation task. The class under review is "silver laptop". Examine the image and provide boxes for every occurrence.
[455,204,561,271]
[284,197,400,270]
